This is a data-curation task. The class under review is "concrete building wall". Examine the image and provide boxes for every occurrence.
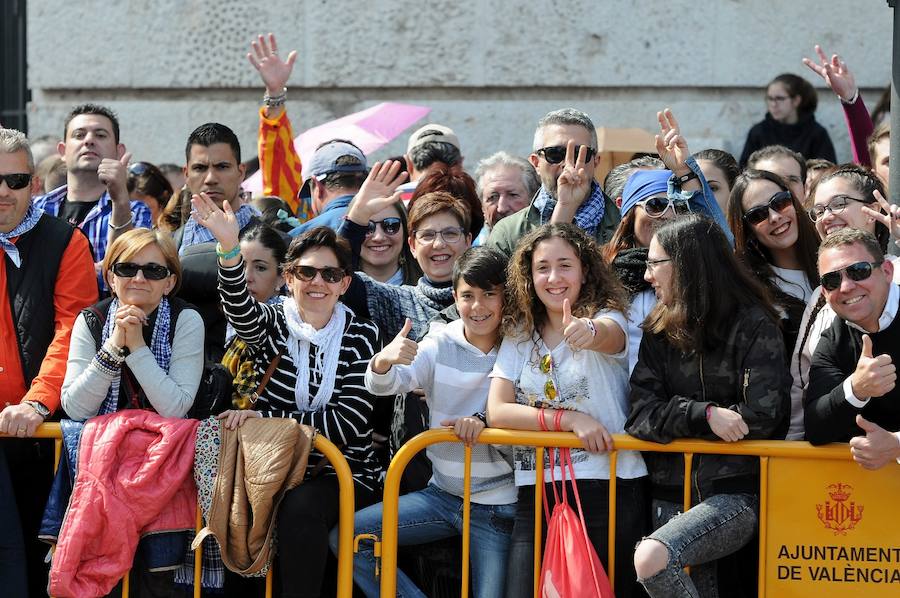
[26,0,893,170]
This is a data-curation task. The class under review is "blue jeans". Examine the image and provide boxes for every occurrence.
[640,493,758,598]
[330,483,515,598]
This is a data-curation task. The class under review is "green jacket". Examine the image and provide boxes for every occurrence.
[486,193,621,257]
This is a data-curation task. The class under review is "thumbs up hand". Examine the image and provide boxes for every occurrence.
[99,151,132,204]
[562,298,596,351]
[849,415,900,470]
[850,334,896,400]
[371,318,419,374]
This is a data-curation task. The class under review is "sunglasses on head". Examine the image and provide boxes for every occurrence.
[291,265,346,284]
[638,196,692,219]
[366,217,402,237]
[111,262,171,280]
[0,173,32,190]
[820,261,884,292]
[743,190,793,226]
[535,145,597,165]
[129,162,152,176]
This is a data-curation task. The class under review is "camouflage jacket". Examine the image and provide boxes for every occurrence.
[626,303,790,501]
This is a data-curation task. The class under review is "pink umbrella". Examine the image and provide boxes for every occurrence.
[244,102,431,193]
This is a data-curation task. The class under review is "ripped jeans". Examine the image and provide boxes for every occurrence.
[638,493,758,598]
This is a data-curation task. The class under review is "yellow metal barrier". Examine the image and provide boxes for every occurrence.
[378,428,863,598]
[2,422,357,598]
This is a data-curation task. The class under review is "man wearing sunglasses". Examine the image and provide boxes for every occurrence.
[0,128,97,595]
[289,139,369,236]
[806,229,900,468]
[488,108,620,257]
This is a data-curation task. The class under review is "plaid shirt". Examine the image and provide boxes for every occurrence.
[33,185,153,289]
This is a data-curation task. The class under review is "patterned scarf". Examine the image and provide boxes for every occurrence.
[98,297,172,414]
[533,181,606,237]
[179,203,258,255]
[282,299,350,412]
[0,205,43,268]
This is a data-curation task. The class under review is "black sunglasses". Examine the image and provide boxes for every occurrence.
[639,196,692,218]
[111,262,171,280]
[743,191,794,226]
[535,145,597,165]
[291,265,346,284]
[820,261,884,292]
[0,173,32,190]
[366,217,402,237]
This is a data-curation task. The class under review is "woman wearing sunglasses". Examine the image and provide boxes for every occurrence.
[358,201,421,285]
[194,191,383,597]
[629,215,790,598]
[487,223,648,598]
[727,169,819,353]
[604,109,730,372]
[787,165,897,439]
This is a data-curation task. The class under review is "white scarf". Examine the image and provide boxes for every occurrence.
[282,298,350,412]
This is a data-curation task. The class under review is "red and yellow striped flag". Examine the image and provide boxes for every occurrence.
[257,107,312,220]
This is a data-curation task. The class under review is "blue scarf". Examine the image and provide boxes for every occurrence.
[0,205,43,268]
[98,297,172,414]
[179,204,259,255]
[533,182,606,236]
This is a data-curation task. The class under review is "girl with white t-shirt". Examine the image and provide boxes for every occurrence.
[487,223,648,598]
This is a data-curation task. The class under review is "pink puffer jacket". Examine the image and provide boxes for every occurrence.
[49,411,200,597]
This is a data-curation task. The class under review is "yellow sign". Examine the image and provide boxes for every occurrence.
[765,457,900,596]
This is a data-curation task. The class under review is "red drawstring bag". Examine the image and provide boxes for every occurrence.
[538,410,615,598]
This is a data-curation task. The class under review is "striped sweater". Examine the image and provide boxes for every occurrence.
[218,259,383,492]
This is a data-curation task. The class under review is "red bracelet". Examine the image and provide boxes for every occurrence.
[538,408,549,432]
[553,409,564,432]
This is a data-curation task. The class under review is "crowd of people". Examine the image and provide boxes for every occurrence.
[0,32,897,598]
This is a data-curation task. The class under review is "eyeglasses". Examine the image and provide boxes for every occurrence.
[766,95,791,103]
[111,262,171,280]
[535,145,597,165]
[743,190,794,226]
[646,258,672,273]
[366,217,402,237]
[539,354,559,401]
[808,195,874,221]
[412,227,466,244]
[820,261,884,292]
[638,196,692,219]
[290,265,346,284]
[0,173,32,190]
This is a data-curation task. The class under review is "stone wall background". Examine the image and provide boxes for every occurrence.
[26,0,893,170]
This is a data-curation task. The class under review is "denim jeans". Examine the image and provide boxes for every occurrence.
[639,493,758,598]
[331,483,515,598]
[505,478,649,598]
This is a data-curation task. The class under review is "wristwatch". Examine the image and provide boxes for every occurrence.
[22,400,50,419]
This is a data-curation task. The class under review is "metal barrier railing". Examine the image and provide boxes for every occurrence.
[2,422,357,598]
[377,428,854,598]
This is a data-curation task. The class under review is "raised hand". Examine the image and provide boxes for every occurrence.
[98,152,132,203]
[561,298,595,351]
[440,416,485,446]
[555,139,591,213]
[371,318,418,374]
[192,192,240,250]
[655,109,690,175]
[346,160,408,225]
[708,406,749,442]
[802,45,857,103]
[851,334,896,399]
[861,189,900,240]
[849,415,900,470]
[248,33,297,96]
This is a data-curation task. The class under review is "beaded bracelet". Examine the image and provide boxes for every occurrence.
[216,243,241,260]
[263,87,287,107]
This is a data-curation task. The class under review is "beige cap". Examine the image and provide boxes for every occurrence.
[406,123,460,153]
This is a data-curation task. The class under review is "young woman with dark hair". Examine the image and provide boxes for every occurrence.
[693,148,740,214]
[127,161,174,228]
[740,73,837,166]
[627,214,790,597]
[727,169,820,352]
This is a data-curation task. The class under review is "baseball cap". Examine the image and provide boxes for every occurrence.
[299,140,368,199]
[406,124,460,153]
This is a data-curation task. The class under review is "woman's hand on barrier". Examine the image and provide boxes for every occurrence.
[562,411,613,453]
[248,33,297,99]
[217,409,262,430]
[708,407,749,442]
[655,108,691,177]
[441,416,485,446]
[346,160,408,226]
[802,45,858,103]
[371,318,418,374]
[115,304,148,351]
[192,192,241,252]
